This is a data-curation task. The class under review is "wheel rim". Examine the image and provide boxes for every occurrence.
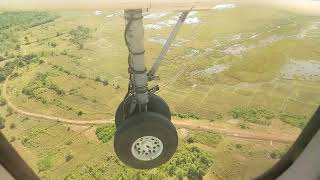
[131,136,163,161]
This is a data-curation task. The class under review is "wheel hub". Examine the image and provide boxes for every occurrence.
[131,136,163,161]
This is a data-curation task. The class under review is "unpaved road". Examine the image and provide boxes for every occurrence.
[2,78,299,144]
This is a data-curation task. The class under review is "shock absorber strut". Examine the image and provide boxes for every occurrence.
[124,9,149,107]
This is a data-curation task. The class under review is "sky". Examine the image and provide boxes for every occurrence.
[0,0,319,14]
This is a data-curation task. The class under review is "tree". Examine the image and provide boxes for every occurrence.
[0,115,5,129]
[0,72,6,82]
[69,26,91,49]
[95,125,116,143]
[15,44,21,50]
[65,153,74,162]
[24,36,29,44]
[7,107,13,116]
[0,97,7,106]
[9,123,16,129]
[77,110,83,116]
[162,146,212,180]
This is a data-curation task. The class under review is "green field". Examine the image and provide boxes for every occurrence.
[0,3,319,180]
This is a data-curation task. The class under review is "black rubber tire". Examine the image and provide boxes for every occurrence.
[115,93,171,128]
[114,112,178,169]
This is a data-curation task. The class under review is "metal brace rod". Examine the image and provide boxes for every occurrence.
[148,11,190,77]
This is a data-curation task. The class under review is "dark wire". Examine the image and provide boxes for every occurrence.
[124,15,135,99]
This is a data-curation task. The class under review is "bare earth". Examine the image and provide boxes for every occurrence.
[2,77,299,145]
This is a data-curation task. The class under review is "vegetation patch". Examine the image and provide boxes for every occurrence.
[95,125,116,143]
[51,64,109,86]
[22,72,65,98]
[239,122,250,129]
[161,145,212,180]
[0,54,40,82]
[229,106,275,125]
[0,12,58,51]
[6,106,13,116]
[112,145,213,180]
[64,155,123,180]
[0,97,6,106]
[0,12,57,31]
[65,152,74,162]
[21,127,47,148]
[0,115,5,129]
[172,112,200,120]
[187,131,223,147]
[69,26,91,49]
[270,147,288,159]
[279,112,307,129]
[38,153,56,173]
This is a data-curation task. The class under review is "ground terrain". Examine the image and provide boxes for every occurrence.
[0,3,319,180]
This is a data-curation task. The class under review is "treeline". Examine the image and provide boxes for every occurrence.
[64,145,212,180]
[0,11,58,52]
[52,64,109,86]
[94,125,212,180]
[22,72,65,98]
[0,54,40,82]
[69,26,91,49]
[229,106,308,129]
[0,11,58,31]
[111,145,212,180]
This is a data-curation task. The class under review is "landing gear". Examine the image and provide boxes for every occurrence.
[113,9,190,169]
[115,93,171,128]
[114,112,178,169]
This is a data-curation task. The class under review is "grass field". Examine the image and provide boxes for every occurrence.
[0,104,290,179]
[0,3,319,180]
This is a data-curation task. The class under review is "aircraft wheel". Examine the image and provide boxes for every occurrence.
[114,112,178,169]
[115,93,171,128]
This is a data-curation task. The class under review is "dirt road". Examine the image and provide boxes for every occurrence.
[2,78,298,144]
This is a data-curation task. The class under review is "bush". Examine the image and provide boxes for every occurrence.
[95,76,101,82]
[189,131,222,147]
[9,72,20,79]
[239,122,249,129]
[60,50,68,55]
[114,84,120,89]
[0,72,6,82]
[77,110,83,116]
[95,125,116,143]
[15,44,21,50]
[172,112,200,120]
[186,136,194,144]
[7,107,13,116]
[65,140,73,145]
[0,97,7,106]
[229,107,274,125]
[39,59,45,64]
[161,146,212,180]
[95,76,109,86]
[69,26,91,49]
[0,56,5,61]
[0,116,5,129]
[22,117,29,121]
[279,112,307,129]
[235,144,242,149]
[270,148,287,159]
[65,153,74,162]
[48,42,57,48]
[102,80,109,86]
[9,123,16,129]
[38,154,54,172]
[10,136,16,143]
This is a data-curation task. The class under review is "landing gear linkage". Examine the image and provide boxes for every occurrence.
[114,9,190,169]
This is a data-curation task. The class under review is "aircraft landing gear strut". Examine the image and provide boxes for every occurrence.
[114,9,189,169]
